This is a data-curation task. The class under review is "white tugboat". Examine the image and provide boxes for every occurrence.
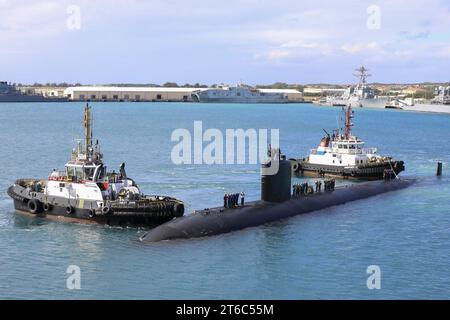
[8,104,185,227]
[291,105,405,179]
[324,66,387,109]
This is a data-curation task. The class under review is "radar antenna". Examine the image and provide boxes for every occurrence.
[353,66,371,86]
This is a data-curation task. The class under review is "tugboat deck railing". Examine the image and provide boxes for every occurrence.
[310,147,378,155]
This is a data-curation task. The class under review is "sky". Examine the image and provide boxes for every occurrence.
[0,0,450,85]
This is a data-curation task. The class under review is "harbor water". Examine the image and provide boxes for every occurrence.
[0,102,449,299]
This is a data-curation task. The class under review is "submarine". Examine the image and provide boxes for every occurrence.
[140,149,413,243]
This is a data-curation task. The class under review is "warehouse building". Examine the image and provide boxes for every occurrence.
[64,86,207,102]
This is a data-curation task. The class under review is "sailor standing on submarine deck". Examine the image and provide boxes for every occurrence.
[224,193,228,208]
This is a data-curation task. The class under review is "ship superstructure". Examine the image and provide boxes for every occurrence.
[324,67,387,108]
[0,81,66,102]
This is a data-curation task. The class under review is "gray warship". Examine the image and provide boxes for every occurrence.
[324,67,387,108]
[386,86,450,114]
[191,84,289,103]
[0,81,68,102]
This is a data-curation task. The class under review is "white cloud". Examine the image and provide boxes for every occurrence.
[341,42,379,54]
[280,41,333,56]
[268,49,291,59]
[438,45,450,57]
[0,1,67,46]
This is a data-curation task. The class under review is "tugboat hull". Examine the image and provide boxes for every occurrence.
[294,160,405,180]
[8,184,184,228]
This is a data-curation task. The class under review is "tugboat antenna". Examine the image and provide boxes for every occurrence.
[84,103,93,158]
[344,104,354,140]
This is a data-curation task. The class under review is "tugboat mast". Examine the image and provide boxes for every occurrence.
[83,103,93,158]
[344,104,354,140]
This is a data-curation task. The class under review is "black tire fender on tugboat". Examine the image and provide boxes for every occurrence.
[28,199,43,215]
[173,203,185,217]
[66,205,75,215]
[43,203,52,212]
[102,206,111,215]
[88,209,96,218]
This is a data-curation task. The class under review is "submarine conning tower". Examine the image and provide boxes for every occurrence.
[261,149,292,203]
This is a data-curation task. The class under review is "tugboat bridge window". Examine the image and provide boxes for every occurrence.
[66,165,97,182]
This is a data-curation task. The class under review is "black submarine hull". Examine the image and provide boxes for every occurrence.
[140,179,413,243]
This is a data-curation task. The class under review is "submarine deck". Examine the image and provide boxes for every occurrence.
[141,179,414,243]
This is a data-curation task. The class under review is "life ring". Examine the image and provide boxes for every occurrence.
[28,199,43,215]
[66,206,74,215]
[43,203,52,212]
[102,206,111,215]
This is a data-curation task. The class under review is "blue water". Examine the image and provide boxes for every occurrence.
[0,102,449,299]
